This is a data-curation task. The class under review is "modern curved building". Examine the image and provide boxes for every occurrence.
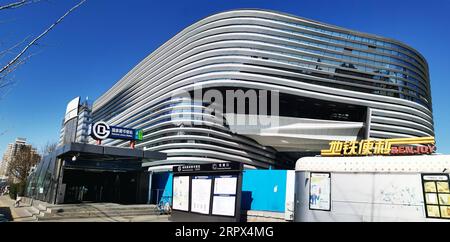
[90,9,434,169]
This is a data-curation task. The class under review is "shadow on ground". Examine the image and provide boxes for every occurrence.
[0,206,13,222]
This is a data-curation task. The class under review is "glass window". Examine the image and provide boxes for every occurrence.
[427,205,441,218]
[422,174,450,219]
[439,194,450,205]
[438,182,450,193]
[426,193,439,204]
[441,206,450,218]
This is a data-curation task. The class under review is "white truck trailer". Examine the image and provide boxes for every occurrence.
[295,155,450,222]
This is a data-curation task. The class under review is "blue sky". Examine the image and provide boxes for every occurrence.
[0,0,449,154]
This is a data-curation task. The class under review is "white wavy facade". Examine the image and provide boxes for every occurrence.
[90,10,434,169]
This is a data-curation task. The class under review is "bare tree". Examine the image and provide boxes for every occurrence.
[0,0,86,136]
[7,145,40,184]
[0,0,87,97]
[40,141,58,156]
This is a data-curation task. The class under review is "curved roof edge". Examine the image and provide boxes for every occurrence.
[92,8,430,111]
[202,8,428,66]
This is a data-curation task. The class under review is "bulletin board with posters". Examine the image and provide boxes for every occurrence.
[191,176,213,215]
[171,163,243,222]
[212,175,238,217]
[421,174,450,219]
[309,172,331,211]
[172,176,190,212]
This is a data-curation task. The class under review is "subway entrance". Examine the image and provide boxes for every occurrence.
[25,143,166,205]
[62,169,147,204]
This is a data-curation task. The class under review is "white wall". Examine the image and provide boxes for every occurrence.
[285,170,295,221]
[295,171,447,222]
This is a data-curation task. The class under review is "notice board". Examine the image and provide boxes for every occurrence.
[171,163,243,222]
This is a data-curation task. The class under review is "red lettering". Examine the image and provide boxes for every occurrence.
[429,145,436,154]
[390,145,436,156]
[420,146,428,154]
[405,146,414,154]
[391,147,399,154]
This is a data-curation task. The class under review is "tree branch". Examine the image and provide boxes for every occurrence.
[0,0,40,11]
[7,145,40,183]
[0,36,30,59]
[0,51,36,80]
[0,52,37,99]
[0,0,86,75]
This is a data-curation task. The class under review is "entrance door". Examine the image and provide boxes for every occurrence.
[62,169,142,204]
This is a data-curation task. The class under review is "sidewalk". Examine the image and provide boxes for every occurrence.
[41,215,171,222]
[0,196,173,222]
[0,195,35,222]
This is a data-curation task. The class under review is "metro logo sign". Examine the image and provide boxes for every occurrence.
[321,137,436,157]
[90,121,143,141]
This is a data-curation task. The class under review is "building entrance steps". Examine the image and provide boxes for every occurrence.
[21,201,167,221]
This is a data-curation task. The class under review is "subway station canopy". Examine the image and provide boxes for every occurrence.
[26,143,167,204]
[55,143,167,171]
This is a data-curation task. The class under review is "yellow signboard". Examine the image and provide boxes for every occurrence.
[321,137,435,157]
